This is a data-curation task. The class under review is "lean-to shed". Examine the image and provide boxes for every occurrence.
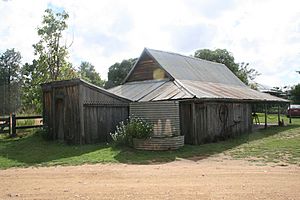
[41,79,130,144]
[109,48,289,144]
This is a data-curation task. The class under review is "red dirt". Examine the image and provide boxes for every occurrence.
[0,155,299,200]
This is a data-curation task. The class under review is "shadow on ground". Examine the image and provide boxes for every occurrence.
[0,124,299,168]
[0,132,110,167]
[114,124,300,164]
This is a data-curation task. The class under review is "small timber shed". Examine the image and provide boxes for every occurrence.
[109,48,289,144]
[41,79,130,144]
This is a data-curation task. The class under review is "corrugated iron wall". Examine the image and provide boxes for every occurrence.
[130,101,180,137]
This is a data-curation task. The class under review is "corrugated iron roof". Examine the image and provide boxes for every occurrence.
[108,80,193,102]
[109,48,288,103]
[146,48,245,87]
[180,80,288,102]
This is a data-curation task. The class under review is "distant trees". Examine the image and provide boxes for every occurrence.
[78,61,105,87]
[290,84,300,103]
[194,49,259,85]
[0,49,22,115]
[105,58,137,88]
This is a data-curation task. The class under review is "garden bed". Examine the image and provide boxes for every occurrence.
[133,135,184,151]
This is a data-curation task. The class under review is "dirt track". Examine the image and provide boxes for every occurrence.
[0,155,299,200]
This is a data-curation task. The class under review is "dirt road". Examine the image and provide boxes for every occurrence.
[0,155,299,200]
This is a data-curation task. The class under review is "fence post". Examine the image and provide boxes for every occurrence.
[11,114,16,137]
[8,116,11,135]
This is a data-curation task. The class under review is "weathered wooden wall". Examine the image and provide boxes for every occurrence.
[83,105,128,143]
[127,53,170,82]
[130,101,180,137]
[180,101,252,145]
[43,84,81,144]
[81,84,129,143]
[42,79,130,144]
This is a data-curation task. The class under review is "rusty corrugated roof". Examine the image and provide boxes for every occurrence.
[109,80,193,102]
[109,48,288,103]
[180,80,287,102]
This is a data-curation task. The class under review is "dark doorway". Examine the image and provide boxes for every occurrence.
[55,99,64,141]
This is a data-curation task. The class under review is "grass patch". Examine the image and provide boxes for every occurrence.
[256,113,297,124]
[228,125,300,164]
[0,117,299,169]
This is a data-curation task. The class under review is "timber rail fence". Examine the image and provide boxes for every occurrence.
[0,114,43,137]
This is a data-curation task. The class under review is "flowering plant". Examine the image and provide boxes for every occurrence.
[110,116,153,146]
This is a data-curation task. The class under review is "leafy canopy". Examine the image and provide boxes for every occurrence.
[23,8,76,113]
[106,58,137,88]
[0,48,22,84]
[79,61,106,87]
[0,49,22,114]
[21,60,43,113]
[33,8,76,81]
[291,84,300,104]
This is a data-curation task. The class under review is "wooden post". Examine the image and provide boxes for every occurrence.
[11,113,16,137]
[264,103,267,129]
[8,115,11,136]
[191,101,197,144]
[277,104,281,126]
[289,103,292,124]
[79,84,85,145]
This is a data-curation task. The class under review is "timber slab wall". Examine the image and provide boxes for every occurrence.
[42,79,130,144]
[180,101,252,145]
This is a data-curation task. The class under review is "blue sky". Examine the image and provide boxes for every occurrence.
[0,0,299,87]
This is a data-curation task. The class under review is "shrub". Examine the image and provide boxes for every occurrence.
[110,121,129,145]
[110,117,153,146]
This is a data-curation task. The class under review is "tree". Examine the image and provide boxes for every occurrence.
[79,61,106,87]
[33,8,76,81]
[105,58,137,88]
[0,49,22,114]
[290,84,300,103]
[194,49,259,85]
[24,9,76,113]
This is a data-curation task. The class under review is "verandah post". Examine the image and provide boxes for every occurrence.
[277,104,281,126]
[264,103,267,129]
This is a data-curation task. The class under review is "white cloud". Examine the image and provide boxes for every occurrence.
[0,0,299,86]
[0,0,47,62]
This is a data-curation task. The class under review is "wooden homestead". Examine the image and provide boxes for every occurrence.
[41,79,129,144]
[42,48,288,146]
[109,48,289,145]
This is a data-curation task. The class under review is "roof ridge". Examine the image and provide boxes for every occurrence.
[146,48,224,66]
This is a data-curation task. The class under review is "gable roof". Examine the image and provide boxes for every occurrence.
[146,48,245,87]
[110,48,288,103]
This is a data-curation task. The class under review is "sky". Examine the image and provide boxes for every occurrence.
[0,0,299,87]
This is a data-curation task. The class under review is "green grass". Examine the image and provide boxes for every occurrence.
[256,113,294,124]
[0,116,299,169]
